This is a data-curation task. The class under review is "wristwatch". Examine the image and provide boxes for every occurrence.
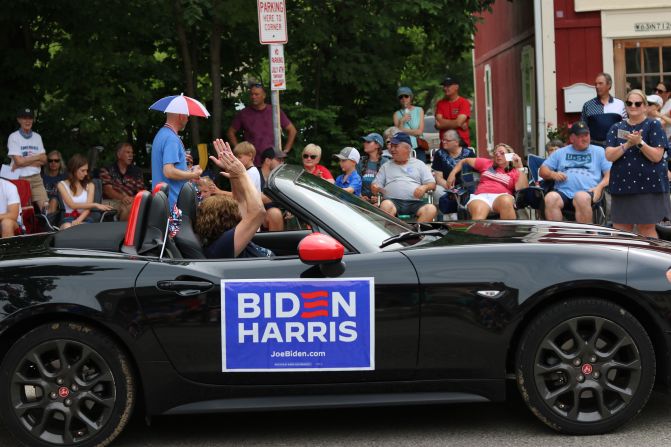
[636,143,643,149]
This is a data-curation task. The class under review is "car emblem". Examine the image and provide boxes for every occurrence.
[58,387,70,398]
[581,363,593,375]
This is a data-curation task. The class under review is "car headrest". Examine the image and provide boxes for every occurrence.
[122,191,152,255]
[153,182,168,196]
[177,181,198,222]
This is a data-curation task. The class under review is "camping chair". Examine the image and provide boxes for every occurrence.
[5,179,37,234]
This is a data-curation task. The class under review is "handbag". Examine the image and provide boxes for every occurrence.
[416,137,430,152]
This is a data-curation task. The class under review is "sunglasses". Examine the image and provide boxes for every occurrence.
[303,154,318,159]
[442,139,457,143]
[398,95,410,99]
[625,101,644,107]
[656,88,667,94]
[48,159,61,163]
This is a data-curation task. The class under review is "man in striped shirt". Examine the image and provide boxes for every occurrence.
[581,73,626,148]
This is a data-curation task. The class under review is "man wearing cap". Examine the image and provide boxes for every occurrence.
[227,82,298,167]
[259,148,287,190]
[7,108,49,211]
[371,132,436,222]
[333,147,362,196]
[540,121,611,224]
[359,133,388,201]
[581,73,626,148]
[435,76,471,147]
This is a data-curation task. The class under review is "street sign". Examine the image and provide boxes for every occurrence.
[257,1,288,44]
[270,45,286,91]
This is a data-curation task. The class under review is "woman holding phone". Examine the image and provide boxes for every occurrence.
[392,86,426,162]
[605,89,671,238]
[446,143,527,220]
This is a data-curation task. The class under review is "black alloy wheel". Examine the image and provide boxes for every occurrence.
[516,298,655,435]
[0,322,135,447]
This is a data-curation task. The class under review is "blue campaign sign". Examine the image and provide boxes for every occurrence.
[221,278,375,372]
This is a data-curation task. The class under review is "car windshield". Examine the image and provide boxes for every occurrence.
[292,172,416,248]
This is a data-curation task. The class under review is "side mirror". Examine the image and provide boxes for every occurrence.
[298,232,344,265]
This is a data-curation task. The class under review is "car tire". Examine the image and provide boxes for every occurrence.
[516,298,655,435]
[0,321,135,447]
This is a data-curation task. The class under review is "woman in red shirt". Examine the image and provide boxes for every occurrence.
[301,143,335,183]
[446,143,528,219]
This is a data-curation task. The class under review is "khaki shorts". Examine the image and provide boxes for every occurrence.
[102,199,131,221]
[22,173,48,206]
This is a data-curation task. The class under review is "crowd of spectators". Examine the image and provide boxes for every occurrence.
[2,72,671,246]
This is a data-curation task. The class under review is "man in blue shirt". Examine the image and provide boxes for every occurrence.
[540,121,611,224]
[151,113,202,208]
[581,73,626,148]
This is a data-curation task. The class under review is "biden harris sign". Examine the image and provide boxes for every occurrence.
[221,278,375,372]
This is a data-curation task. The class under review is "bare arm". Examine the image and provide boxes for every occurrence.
[56,182,112,212]
[445,158,477,188]
[435,113,467,131]
[539,164,567,182]
[283,123,297,154]
[210,139,266,257]
[226,126,239,147]
[0,203,19,222]
[163,163,202,181]
[11,152,46,168]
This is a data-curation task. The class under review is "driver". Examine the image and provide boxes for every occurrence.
[194,139,271,258]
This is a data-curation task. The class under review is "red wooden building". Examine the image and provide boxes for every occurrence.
[472,0,671,157]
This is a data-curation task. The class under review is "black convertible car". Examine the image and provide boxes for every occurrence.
[2,164,671,446]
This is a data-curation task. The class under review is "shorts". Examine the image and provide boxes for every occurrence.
[467,193,512,210]
[22,173,48,205]
[556,190,594,212]
[388,198,426,216]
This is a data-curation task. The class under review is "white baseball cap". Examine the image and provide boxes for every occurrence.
[333,147,360,164]
[647,94,663,107]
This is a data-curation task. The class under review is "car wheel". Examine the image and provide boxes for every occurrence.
[0,321,135,447]
[516,298,655,435]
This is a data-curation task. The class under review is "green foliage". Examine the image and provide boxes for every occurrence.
[1,0,494,173]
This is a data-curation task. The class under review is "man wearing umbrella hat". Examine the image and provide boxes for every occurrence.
[149,95,206,208]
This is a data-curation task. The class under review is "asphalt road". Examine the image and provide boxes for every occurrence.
[3,389,670,446]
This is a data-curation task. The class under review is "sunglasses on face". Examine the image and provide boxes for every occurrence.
[656,88,667,94]
[398,95,410,99]
[303,154,318,159]
[625,101,644,107]
[48,159,60,163]
[442,139,457,143]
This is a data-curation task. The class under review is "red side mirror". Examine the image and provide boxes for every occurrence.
[298,233,344,265]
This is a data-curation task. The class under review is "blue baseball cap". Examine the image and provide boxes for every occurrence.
[390,132,412,146]
[362,132,384,147]
[397,86,413,97]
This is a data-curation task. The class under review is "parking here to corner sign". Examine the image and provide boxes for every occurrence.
[257,1,288,44]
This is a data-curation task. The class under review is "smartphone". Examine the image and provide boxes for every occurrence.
[504,153,514,162]
[617,128,631,140]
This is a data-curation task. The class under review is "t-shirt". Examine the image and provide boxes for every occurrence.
[435,96,471,146]
[99,163,145,198]
[0,179,20,214]
[542,144,612,199]
[357,157,388,198]
[581,96,626,144]
[41,172,66,200]
[394,106,424,148]
[230,105,292,166]
[7,130,45,177]
[151,126,188,208]
[306,164,334,181]
[431,147,476,191]
[204,226,274,259]
[473,158,520,195]
[373,158,434,201]
[335,170,362,196]
[606,118,670,195]
[247,166,262,192]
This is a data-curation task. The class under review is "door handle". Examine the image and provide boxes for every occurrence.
[156,280,214,296]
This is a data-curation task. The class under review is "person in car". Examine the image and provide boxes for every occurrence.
[194,139,269,258]
[57,154,113,229]
[446,143,528,220]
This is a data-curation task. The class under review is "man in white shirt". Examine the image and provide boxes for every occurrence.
[0,179,20,238]
[7,108,48,211]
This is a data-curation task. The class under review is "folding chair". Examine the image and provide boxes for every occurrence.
[5,179,37,234]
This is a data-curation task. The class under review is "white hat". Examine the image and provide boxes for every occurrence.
[333,147,361,164]
[647,94,663,107]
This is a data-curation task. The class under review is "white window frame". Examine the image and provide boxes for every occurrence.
[484,64,494,151]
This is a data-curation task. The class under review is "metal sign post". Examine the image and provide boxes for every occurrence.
[258,1,288,154]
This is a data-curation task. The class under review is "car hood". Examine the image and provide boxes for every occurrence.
[415,220,671,254]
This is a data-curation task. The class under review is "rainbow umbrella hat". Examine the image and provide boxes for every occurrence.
[149,94,210,117]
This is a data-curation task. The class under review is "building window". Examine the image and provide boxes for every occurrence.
[614,38,671,98]
[484,64,494,151]
[520,46,536,155]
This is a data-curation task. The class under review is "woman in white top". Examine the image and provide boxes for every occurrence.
[56,154,112,229]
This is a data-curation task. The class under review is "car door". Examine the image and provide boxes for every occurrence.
[135,250,419,385]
